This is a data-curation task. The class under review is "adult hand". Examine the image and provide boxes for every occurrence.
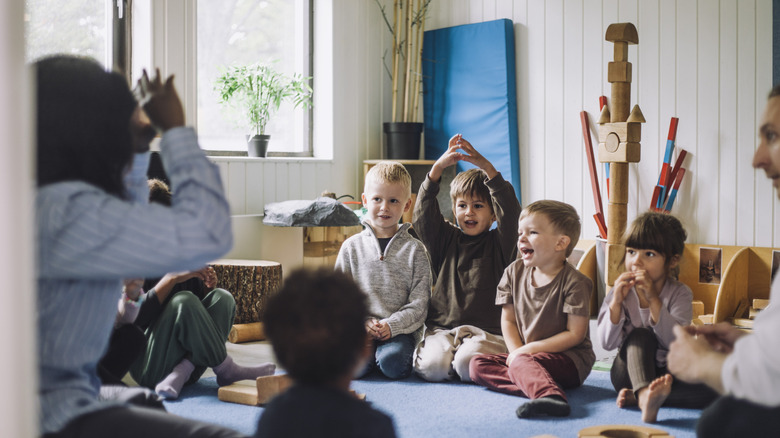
[667,325,726,393]
[685,322,746,354]
[134,68,185,132]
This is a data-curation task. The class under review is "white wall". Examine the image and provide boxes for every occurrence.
[424,0,773,247]
[0,1,37,436]
[213,0,774,269]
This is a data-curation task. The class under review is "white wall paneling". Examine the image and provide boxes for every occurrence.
[420,0,772,247]
[207,0,772,266]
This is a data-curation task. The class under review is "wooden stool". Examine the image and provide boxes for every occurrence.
[209,259,282,324]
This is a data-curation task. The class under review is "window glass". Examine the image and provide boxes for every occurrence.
[197,0,311,155]
[25,0,111,66]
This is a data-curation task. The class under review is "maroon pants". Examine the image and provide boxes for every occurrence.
[469,352,581,400]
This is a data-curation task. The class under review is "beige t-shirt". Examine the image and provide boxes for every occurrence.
[496,260,596,384]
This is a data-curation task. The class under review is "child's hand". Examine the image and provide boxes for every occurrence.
[430,134,468,181]
[506,343,537,366]
[366,318,391,340]
[373,320,392,341]
[203,266,218,289]
[611,271,636,307]
[122,278,145,301]
[632,270,658,308]
[456,136,497,179]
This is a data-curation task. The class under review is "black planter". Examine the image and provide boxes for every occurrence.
[383,122,423,160]
[247,134,270,158]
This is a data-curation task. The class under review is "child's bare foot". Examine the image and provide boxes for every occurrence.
[616,388,637,408]
[637,374,673,423]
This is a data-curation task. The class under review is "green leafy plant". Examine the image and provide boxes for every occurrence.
[215,63,312,136]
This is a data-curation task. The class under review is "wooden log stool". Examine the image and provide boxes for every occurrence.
[209,259,282,326]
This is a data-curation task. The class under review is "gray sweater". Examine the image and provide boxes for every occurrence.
[335,222,431,337]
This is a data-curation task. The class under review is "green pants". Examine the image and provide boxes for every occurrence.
[130,288,235,389]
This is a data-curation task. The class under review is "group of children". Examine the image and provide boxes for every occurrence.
[259,133,715,435]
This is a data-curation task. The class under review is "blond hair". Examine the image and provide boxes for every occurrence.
[364,161,412,196]
[520,200,581,257]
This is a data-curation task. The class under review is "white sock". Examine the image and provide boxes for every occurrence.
[213,355,276,386]
[154,358,195,400]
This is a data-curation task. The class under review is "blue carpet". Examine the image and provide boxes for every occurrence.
[165,371,699,438]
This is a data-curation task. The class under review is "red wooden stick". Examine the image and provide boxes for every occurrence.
[580,111,604,220]
[667,149,688,192]
[650,186,661,210]
[594,213,608,239]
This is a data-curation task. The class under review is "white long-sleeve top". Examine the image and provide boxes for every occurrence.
[335,222,431,337]
[722,276,780,407]
[597,277,692,366]
[36,127,232,434]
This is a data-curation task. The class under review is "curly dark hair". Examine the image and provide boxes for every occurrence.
[264,268,369,385]
[35,55,137,198]
[147,178,172,206]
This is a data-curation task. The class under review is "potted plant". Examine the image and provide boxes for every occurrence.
[376,0,431,159]
[215,63,312,157]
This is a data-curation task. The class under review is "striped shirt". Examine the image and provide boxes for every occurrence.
[36,127,232,433]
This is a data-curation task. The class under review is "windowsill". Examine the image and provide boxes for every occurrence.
[208,155,333,164]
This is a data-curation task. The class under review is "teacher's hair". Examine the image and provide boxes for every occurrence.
[35,55,137,198]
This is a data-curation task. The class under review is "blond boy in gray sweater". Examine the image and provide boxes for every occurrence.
[335,161,431,379]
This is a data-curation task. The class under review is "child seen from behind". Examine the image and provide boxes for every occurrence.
[256,268,397,438]
[597,211,718,423]
[335,161,431,379]
[469,200,595,418]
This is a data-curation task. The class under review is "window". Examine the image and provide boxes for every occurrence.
[28,0,314,158]
[25,0,112,65]
[196,0,313,156]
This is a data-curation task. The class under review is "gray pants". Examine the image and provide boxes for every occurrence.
[611,327,717,408]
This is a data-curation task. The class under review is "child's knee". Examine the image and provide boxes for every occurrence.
[413,347,454,381]
[168,290,200,309]
[452,351,476,382]
[207,288,236,312]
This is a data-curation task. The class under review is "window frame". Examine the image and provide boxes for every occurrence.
[133,0,314,158]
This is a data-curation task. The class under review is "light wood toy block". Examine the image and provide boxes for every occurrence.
[608,61,632,83]
[228,322,265,343]
[730,317,754,329]
[598,141,641,163]
[605,23,639,44]
[598,122,642,143]
[218,374,292,406]
[753,298,770,310]
[692,300,704,319]
[579,425,672,437]
[698,314,714,324]
[218,374,366,406]
[749,307,761,318]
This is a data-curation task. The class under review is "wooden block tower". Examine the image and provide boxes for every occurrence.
[598,23,644,286]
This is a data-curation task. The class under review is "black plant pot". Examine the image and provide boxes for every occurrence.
[247,134,270,158]
[383,122,423,160]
